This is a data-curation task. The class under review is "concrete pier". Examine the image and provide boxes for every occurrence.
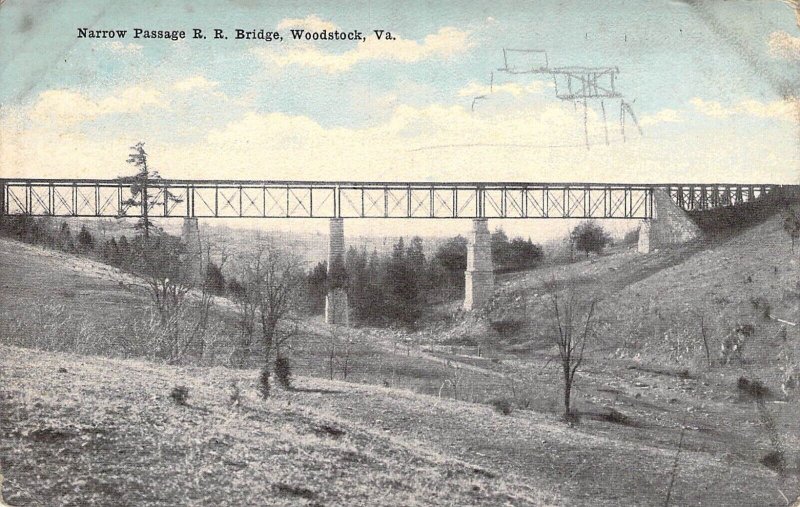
[325,218,349,325]
[181,217,203,286]
[638,188,702,253]
[464,219,494,311]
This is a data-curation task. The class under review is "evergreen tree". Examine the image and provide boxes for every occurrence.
[205,261,226,295]
[117,142,183,239]
[77,225,95,251]
[306,261,328,315]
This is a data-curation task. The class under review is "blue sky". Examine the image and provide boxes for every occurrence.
[1,0,798,237]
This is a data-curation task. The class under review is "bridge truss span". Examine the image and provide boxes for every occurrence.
[0,179,775,220]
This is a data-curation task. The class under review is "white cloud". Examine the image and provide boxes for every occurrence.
[253,26,472,73]
[173,75,219,92]
[276,14,339,32]
[30,86,166,125]
[639,109,682,127]
[690,97,797,121]
[457,80,548,98]
[103,41,143,56]
[768,30,800,60]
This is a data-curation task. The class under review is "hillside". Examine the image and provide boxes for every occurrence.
[0,345,556,506]
[1,211,799,505]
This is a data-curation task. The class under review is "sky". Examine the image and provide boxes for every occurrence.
[1,0,799,239]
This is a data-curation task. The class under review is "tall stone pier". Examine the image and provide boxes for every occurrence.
[325,218,349,325]
[181,217,203,286]
[638,188,702,253]
[464,219,494,311]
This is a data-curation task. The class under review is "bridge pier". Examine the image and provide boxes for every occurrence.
[637,188,701,253]
[181,217,203,286]
[325,218,349,325]
[464,219,494,311]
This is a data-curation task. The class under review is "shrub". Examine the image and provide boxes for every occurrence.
[760,450,786,474]
[737,376,770,399]
[275,356,292,389]
[259,367,271,399]
[721,331,747,365]
[489,319,524,336]
[748,298,771,320]
[601,408,632,426]
[490,397,514,416]
[170,385,189,406]
[229,382,241,407]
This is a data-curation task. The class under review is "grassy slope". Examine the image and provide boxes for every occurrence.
[1,212,799,505]
[0,346,556,506]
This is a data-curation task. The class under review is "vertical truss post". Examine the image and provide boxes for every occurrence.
[544,186,549,218]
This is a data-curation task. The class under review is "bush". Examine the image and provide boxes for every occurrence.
[600,408,632,426]
[275,356,292,389]
[737,376,770,399]
[489,319,524,336]
[490,397,514,416]
[170,385,189,406]
[77,225,94,251]
[259,367,271,399]
[760,450,786,473]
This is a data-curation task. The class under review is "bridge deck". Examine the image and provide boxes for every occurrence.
[0,179,774,219]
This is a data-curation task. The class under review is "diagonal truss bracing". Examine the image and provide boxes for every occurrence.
[0,179,777,220]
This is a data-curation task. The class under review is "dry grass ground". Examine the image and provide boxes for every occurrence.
[0,345,558,506]
[1,211,799,505]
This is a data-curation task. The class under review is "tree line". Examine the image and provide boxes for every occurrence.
[304,230,545,327]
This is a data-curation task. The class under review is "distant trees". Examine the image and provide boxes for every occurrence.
[432,235,468,298]
[491,228,543,273]
[205,261,226,296]
[305,261,328,314]
[570,221,612,258]
[302,230,544,327]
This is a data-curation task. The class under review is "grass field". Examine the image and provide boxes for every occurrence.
[1,212,799,505]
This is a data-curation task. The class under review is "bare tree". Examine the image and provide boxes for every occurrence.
[545,279,598,420]
[239,244,304,396]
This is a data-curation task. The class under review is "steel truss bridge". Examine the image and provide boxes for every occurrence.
[0,179,776,220]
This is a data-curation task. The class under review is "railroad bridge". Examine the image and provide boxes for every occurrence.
[0,179,779,323]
